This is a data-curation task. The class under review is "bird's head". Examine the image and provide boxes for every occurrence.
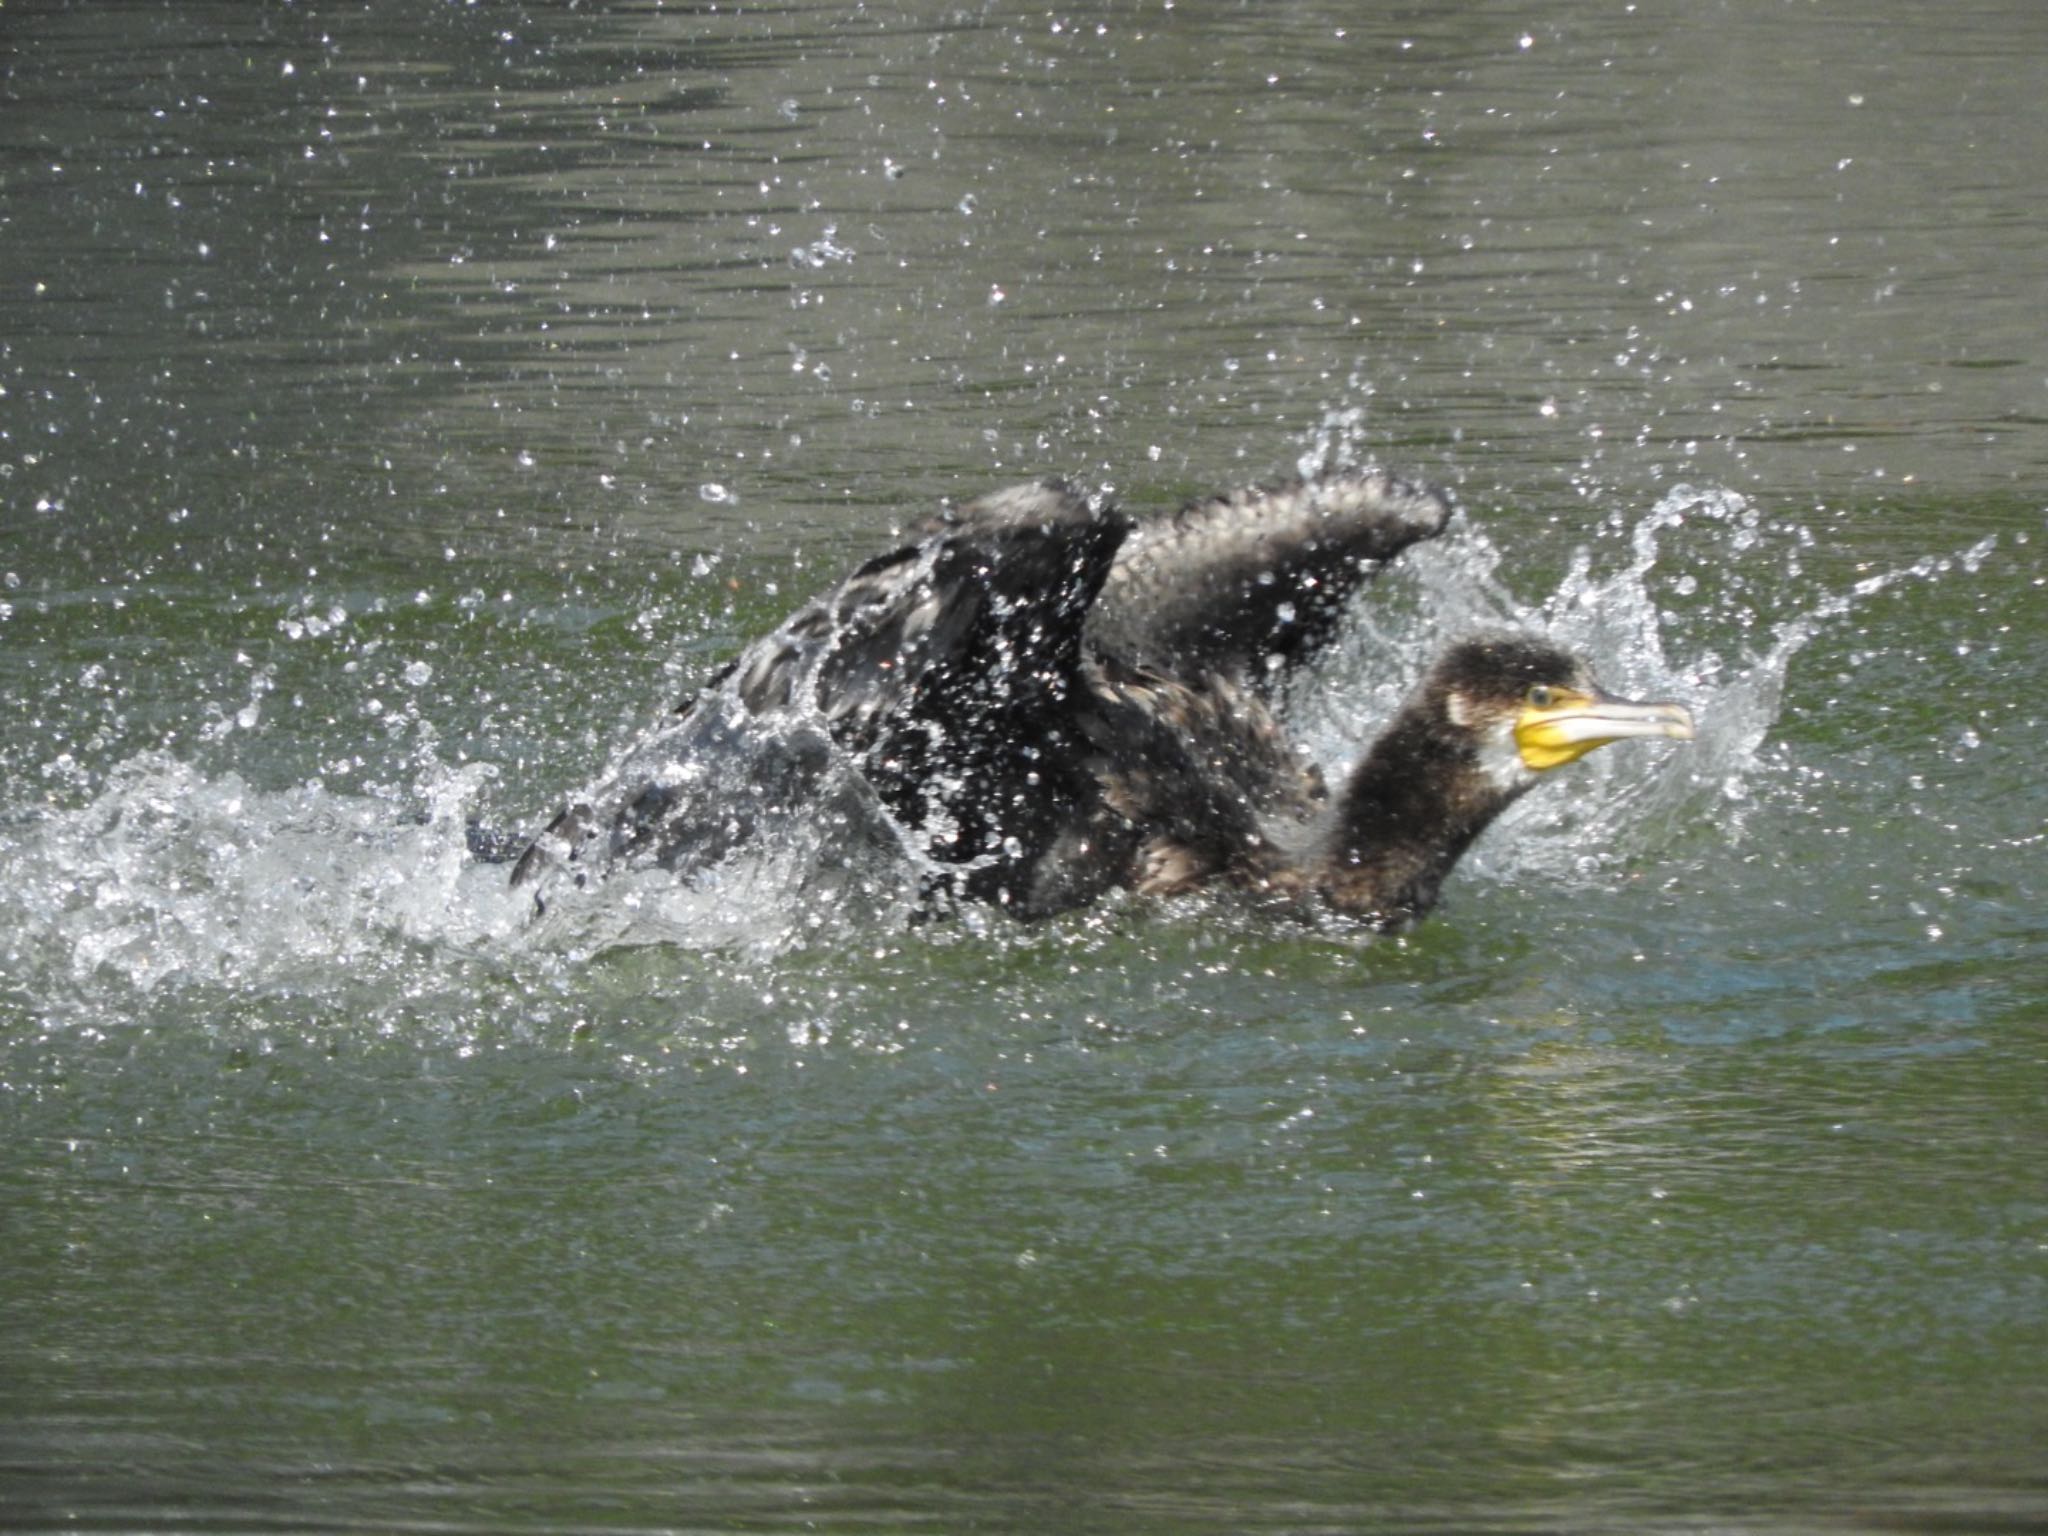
[1432,636,1696,789]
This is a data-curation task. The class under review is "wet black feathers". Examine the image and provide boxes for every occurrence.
[511,467,1460,917]
[1087,469,1451,685]
[514,480,1129,906]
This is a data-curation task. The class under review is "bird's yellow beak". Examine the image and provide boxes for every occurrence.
[1514,687,1696,772]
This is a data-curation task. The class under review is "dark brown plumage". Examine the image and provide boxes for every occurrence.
[507,468,1694,931]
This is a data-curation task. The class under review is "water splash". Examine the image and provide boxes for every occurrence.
[1285,473,2002,891]
[0,753,523,1006]
[515,750,932,963]
[0,474,2007,997]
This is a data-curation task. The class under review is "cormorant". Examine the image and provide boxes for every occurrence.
[508,468,1695,931]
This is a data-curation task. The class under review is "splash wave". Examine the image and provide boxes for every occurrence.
[0,477,1999,994]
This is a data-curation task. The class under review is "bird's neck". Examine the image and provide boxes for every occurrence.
[1318,710,1527,931]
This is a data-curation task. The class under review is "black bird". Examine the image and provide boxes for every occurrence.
[509,468,1695,931]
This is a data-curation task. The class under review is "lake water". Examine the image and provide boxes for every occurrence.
[2,3,2044,1531]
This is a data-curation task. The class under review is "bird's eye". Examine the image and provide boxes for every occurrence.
[1527,685,1554,708]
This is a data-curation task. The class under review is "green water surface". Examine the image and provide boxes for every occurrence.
[2,3,2044,1531]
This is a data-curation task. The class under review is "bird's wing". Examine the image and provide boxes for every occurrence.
[513,480,1130,896]
[1085,468,1451,689]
